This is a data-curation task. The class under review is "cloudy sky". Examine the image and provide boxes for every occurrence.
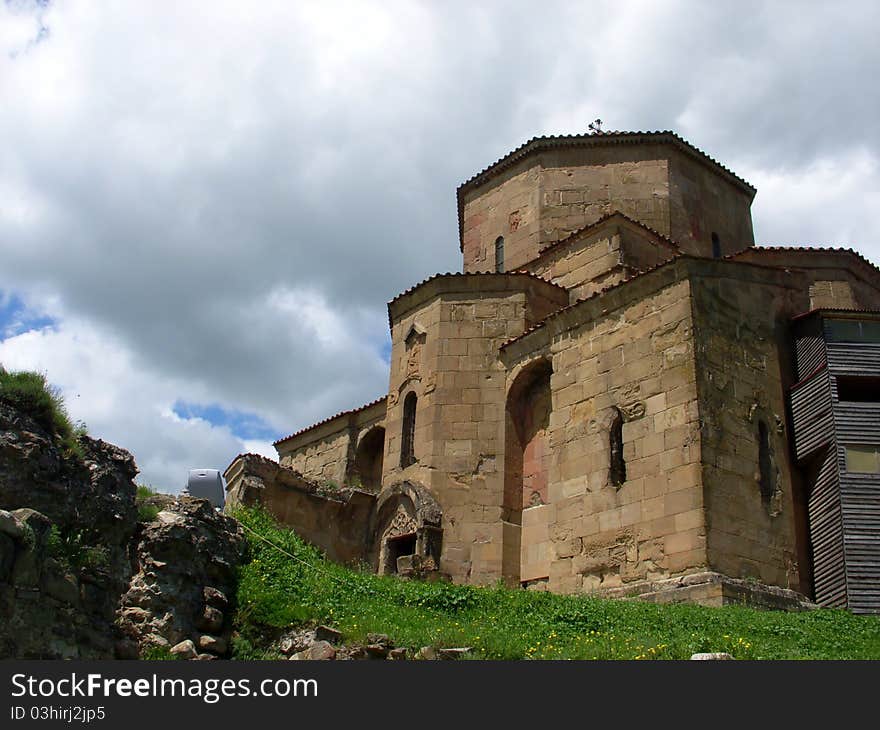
[1,1,878,491]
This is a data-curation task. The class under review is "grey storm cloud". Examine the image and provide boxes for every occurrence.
[1,0,878,487]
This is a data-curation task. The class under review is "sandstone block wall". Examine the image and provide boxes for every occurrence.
[691,258,880,596]
[505,274,707,593]
[385,276,568,584]
[527,218,678,303]
[225,454,375,566]
[278,425,350,487]
[667,149,754,256]
[276,400,386,489]
[461,140,756,275]
[461,164,542,274]
[536,145,670,248]
[690,267,803,592]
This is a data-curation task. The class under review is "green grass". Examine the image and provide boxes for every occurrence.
[233,507,880,660]
[135,484,161,522]
[46,525,110,571]
[0,369,85,459]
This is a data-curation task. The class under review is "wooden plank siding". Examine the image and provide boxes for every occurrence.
[790,315,880,613]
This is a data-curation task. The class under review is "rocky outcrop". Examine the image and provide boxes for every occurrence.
[0,401,140,658]
[0,506,123,658]
[0,402,137,545]
[116,495,246,659]
[0,398,247,659]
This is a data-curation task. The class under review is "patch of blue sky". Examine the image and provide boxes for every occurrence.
[380,336,392,364]
[0,290,56,341]
[172,400,281,442]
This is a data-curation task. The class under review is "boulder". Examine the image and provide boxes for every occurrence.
[169,639,198,660]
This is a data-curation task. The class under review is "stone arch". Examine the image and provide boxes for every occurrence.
[504,357,553,585]
[505,358,553,514]
[370,481,442,575]
[354,426,385,492]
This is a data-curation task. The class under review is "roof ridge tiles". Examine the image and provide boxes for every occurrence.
[725,245,880,276]
[455,130,755,251]
[273,395,388,446]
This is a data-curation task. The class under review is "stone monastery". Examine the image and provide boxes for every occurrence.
[225,131,880,613]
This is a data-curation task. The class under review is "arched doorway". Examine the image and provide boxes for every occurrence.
[354,426,385,492]
[371,481,443,576]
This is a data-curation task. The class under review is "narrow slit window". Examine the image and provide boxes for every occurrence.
[609,408,626,487]
[711,232,721,259]
[758,420,774,501]
[495,236,505,273]
[401,392,417,468]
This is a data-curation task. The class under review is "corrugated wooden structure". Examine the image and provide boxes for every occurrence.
[789,310,880,613]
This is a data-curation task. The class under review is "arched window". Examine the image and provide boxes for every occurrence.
[495,236,505,273]
[609,408,626,487]
[401,392,417,468]
[711,232,721,259]
[758,420,773,502]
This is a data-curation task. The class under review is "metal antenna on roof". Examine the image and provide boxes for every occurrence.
[588,118,604,135]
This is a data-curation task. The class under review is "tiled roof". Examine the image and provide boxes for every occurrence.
[273,395,388,447]
[456,131,757,250]
[791,307,880,322]
[500,253,686,350]
[386,270,567,328]
[502,245,880,352]
[725,245,880,276]
[528,210,681,265]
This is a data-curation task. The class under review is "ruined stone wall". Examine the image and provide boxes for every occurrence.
[506,272,707,593]
[667,149,755,257]
[690,265,804,592]
[385,278,567,584]
[225,454,375,566]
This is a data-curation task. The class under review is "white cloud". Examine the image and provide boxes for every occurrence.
[0,1,878,486]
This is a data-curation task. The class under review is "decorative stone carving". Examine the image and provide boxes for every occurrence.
[383,506,418,541]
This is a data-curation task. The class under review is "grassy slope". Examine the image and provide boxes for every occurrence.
[232,507,880,660]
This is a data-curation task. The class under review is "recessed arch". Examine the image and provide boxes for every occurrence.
[354,426,385,492]
[504,357,553,585]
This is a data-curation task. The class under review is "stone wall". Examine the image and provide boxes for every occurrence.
[276,399,387,490]
[278,423,351,487]
[225,453,375,566]
[537,144,671,248]
[690,264,804,591]
[0,507,120,658]
[690,257,880,595]
[526,216,678,303]
[461,162,542,274]
[385,274,568,584]
[461,138,756,274]
[667,148,755,256]
[503,267,706,593]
